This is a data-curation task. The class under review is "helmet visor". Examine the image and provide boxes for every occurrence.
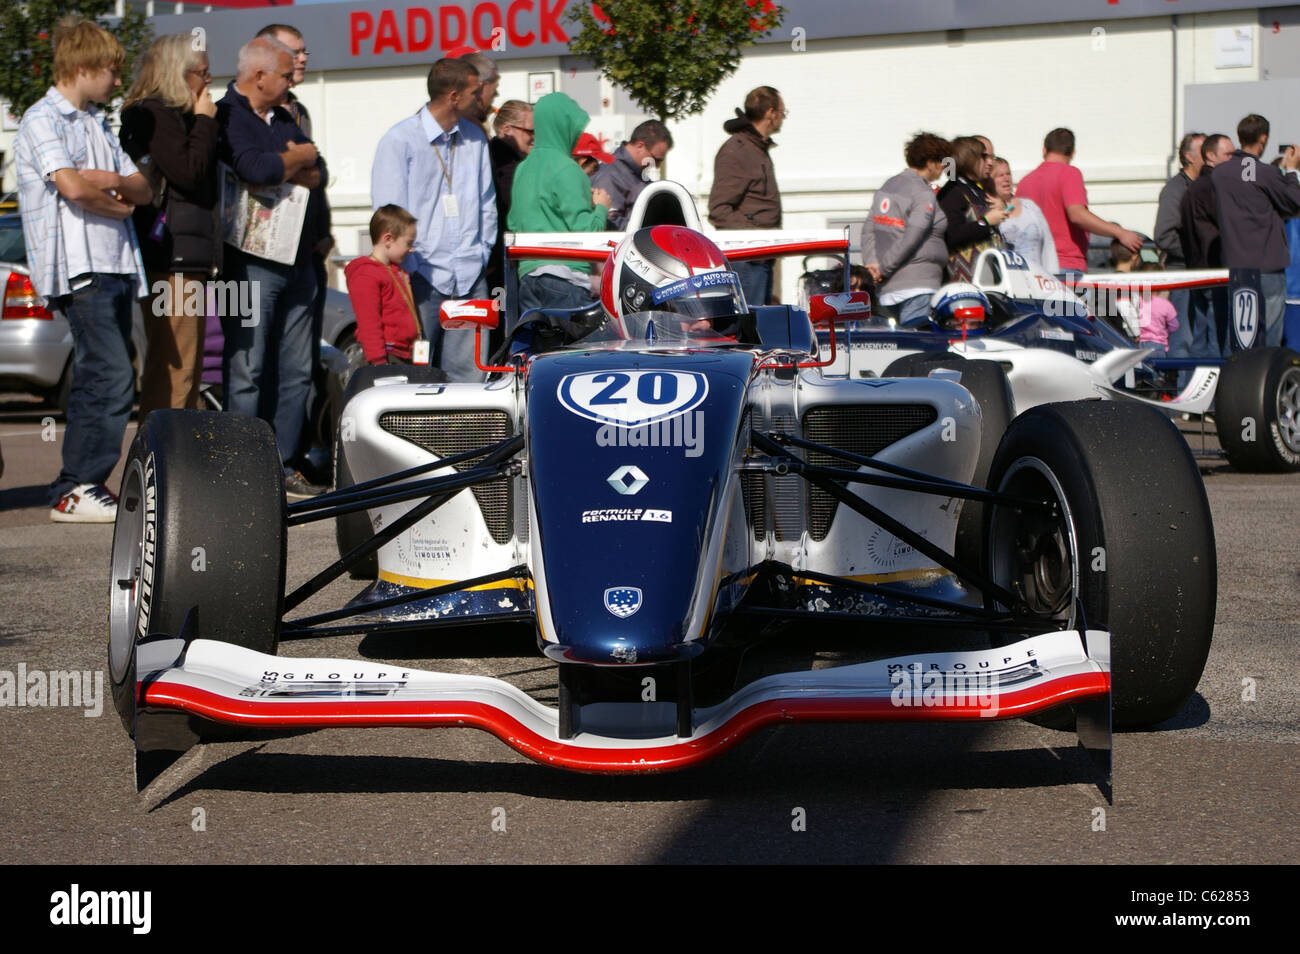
[650,270,748,320]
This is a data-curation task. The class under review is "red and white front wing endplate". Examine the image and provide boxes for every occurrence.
[135,630,1109,775]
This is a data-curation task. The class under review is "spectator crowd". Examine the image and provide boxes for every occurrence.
[13,17,1300,526]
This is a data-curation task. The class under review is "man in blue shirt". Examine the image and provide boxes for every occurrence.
[217,35,326,497]
[371,58,497,382]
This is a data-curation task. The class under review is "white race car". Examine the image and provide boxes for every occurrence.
[106,185,1217,795]
[815,247,1300,474]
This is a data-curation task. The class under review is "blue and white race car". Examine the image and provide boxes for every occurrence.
[107,186,1217,792]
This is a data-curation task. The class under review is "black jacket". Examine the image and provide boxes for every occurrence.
[284,93,333,255]
[119,98,221,274]
[937,177,997,252]
[1180,173,1220,268]
[485,135,527,296]
[1211,151,1300,271]
[489,135,526,227]
[216,81,326,267]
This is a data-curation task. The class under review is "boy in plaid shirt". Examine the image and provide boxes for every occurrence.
[15,17,151,522]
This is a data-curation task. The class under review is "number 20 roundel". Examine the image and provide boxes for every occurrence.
[557,370,710,427]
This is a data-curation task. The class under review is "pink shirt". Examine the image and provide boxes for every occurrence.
[1016,160,1090,271]
[1139,295,1180,347]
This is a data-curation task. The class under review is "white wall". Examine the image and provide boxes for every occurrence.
[0,6,1274,300]
[307,14,1266,263]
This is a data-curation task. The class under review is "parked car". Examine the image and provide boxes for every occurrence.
[0,212,145,411]
[1086,231,1161,272]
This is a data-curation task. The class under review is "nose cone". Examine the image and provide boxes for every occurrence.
[526,350,753,664]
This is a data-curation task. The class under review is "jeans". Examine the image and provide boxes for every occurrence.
[49,274,137,504]
[1188,287,1229,358]
[221,254,316,465]
[733,260,773,308]
[518,273,595,315]
[1167,287,1192,359]
[412,271,487,382]
[896,292,934,325]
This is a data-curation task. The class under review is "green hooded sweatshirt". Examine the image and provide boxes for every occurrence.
[508,92,609,278]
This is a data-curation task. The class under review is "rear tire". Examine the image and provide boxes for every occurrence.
[985,402,1216,729]
[108,410,285,733]
[1215,346,1300,472]
[884,352,1014,569]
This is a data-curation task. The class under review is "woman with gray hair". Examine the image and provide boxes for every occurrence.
[119,32,221,419]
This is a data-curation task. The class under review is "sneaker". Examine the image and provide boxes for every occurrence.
[283,469,326,499]
[50,483,118,523]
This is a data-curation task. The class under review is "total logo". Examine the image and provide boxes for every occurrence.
[607,464,648,495]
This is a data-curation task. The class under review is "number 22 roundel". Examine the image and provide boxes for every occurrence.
[557,370,709,427]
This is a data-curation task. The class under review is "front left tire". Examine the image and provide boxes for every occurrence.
[985,401,1216,729]
[108,410,286,733]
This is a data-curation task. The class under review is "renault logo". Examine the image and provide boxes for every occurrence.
[607,465,648,495]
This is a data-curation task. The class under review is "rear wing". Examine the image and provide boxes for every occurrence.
[502,219,850,325]
[1077,269,1230,291]
[970,248,1230,309]
[504,229,850,264]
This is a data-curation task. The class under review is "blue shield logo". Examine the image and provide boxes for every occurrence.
[604,587,643,619]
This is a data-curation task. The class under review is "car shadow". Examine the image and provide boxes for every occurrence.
[145,723,1098,809]
[1132,692,1211,731]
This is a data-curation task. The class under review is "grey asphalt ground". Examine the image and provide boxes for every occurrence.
[0,397,1296,864]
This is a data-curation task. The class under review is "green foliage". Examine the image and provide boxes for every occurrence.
[0,0,153,117]
[567,0,785,122]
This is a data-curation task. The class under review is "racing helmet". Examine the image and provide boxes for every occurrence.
[600,226,748,323]
[929,283,991,330]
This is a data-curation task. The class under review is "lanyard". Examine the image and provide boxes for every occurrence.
[371,258,421,345]
[433,132,455,190]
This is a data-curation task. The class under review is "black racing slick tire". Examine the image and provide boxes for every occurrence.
[985,401,1216,729]
[884,352,1015,569]
[108,410,286,733]
[1214,346,1300,472]
[333,364,451,578]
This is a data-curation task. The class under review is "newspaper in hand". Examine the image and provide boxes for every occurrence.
[219,162,308,265]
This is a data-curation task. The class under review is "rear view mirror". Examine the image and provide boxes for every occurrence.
[439,298,501,330]
[808,291,871,324]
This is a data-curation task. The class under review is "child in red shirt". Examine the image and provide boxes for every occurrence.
[345,205,423,365]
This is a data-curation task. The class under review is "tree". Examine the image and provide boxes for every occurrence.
[567,0,785,122]
[0,0,153,117]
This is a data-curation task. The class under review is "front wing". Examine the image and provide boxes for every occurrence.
[132,629,1110,787]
